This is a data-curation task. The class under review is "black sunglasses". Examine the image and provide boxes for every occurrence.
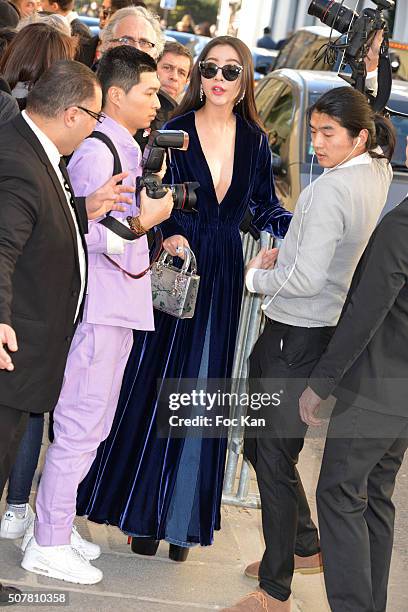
[199,61,243,82]
[77,106,105,124]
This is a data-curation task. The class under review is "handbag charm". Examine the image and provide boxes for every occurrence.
[151,247,200,319]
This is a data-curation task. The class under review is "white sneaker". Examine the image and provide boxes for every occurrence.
[21,522,101,560]
[0,504,34,539]
[21,522,34,552]
[21,537,103,585]
[71,525,101,560]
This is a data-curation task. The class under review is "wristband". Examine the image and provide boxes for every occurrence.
[127,215,147,237]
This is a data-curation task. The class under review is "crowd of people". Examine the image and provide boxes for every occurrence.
[0,2,407,612]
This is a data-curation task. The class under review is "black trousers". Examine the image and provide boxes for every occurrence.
[244,319,334,601]
[317,400,408,612]
[0,405,29,498]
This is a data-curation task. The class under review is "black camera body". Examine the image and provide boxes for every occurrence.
[373,0,395,9]
[308,0,395,110]
[308,0,394,36]
[137,130,199,213]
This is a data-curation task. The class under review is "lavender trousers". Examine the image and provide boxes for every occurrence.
[35,321,133,546]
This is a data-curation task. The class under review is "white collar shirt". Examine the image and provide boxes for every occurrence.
[22,110,86,322]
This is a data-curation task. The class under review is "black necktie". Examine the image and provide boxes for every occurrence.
[58,159,75,209]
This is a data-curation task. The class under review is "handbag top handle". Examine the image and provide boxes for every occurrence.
[157,247,197,275]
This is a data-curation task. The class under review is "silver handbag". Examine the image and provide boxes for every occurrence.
[151,247,200,319]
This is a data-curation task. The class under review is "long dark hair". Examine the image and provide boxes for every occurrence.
[308,87,396,162]
[174,35,264,132]
[0,23,75,91]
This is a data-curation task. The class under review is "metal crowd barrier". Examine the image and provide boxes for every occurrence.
[222,231,274,509]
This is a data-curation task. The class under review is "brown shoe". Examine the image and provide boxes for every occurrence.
[221,589,291,611]
[244,561,261,580]
[294,552,323,574]
[244,552,323,580]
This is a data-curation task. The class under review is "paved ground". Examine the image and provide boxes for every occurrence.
[1,433,407,611]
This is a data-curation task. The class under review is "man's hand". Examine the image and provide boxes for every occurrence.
[0,324,18,371]
[365,29,383,73]
[246,247,279,274]
[299,386,324,427]
[139,187,173,231]
[163,235,190,259]
[85,172,135,220]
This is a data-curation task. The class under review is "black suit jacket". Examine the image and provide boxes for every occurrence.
[0,114,88,413]
[309,197,408,417]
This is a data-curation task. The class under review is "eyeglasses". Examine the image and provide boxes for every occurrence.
[199,61,243,82]
[110,36,155,51]
[77,106,106,124]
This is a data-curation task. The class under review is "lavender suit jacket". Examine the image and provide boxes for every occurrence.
[68,115,154,330]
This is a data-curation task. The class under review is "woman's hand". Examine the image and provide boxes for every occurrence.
[163,235,190,259]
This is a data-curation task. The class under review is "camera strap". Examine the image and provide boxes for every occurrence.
[103,226,163,279]
[88,131,138,241]
[371,51,393,112]
[87,131,163,279]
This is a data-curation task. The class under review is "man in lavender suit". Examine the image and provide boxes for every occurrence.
[21,46,174,585]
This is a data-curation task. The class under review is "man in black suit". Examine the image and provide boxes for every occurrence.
[0,89,18,123]
[0,59,132,603]
[299,137,408,612]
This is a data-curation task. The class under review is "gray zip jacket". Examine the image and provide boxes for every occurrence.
[246,153,393,327]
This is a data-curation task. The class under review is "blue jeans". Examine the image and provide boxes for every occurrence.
[164,305,212,547]
[7,413,44,505]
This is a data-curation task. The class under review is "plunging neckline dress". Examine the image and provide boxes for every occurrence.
[76,110,291,546]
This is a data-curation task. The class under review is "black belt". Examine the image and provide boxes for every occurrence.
[265,317,288,328]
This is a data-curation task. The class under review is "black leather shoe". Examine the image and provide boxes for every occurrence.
[130,537,159,556]
[169,544,189,562]
[0,583,21,606]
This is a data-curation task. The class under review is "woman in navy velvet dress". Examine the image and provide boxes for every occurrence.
[77,36,292,560]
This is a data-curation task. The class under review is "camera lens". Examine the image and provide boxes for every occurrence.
[308,0,358,34]
[170,182,199,212]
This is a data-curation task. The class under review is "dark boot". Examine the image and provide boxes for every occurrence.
[169,544,189,562]
[130,537,159,556]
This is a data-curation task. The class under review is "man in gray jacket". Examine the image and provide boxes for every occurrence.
[223,87,395,612]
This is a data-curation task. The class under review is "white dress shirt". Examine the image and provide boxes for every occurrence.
[22,110,86,322]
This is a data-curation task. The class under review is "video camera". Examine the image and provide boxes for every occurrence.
[137,130,199,213]
[308,0,395,111]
